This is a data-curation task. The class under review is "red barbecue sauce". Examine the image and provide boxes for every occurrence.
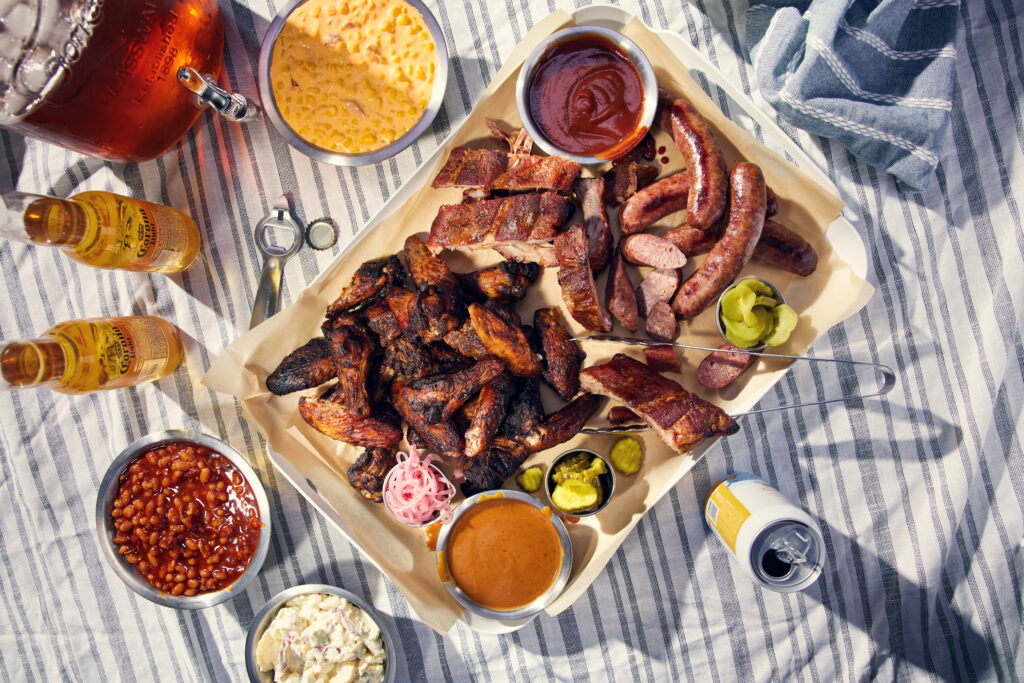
[528,34,645,159]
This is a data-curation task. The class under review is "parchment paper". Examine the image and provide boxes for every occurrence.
[204,11,873,635]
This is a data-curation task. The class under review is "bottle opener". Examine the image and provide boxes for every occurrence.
[249,194,303,330]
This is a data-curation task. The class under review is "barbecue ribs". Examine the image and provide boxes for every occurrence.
[532,307,585,401]
[579,354,738,453]
[426,193,573,254]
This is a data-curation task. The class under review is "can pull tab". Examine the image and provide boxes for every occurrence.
[177,67,260,123]
[768,529,812,566]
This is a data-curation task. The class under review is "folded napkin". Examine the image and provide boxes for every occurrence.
[746,0,960,192]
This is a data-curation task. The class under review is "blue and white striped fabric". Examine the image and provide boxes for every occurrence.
[746,0,960,191]
[0,1,1021,680]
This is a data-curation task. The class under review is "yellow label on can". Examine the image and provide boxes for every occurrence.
[706,481,752,553]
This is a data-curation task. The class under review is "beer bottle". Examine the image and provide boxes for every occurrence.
[0,316,183,394]
[0,190,201,273]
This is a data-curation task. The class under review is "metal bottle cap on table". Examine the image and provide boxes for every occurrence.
[305,218,338,250]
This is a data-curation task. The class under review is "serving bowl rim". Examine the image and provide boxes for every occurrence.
[244,582,398,683]
[514,24,659,164]
[715,276,787,352]
[257,0,450,167]
[95,429,271,610]
[434,489,573,621]
[544,447,617,517]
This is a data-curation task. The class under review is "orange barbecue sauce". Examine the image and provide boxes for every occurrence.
[528,34,645,159]
[443,498,563,611]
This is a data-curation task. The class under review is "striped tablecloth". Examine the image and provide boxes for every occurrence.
[1,1,1021,680]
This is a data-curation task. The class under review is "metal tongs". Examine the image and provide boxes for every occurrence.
[573,335,896,434]
[249,194,303,330]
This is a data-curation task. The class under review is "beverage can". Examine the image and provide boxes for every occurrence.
[704,473,824,592]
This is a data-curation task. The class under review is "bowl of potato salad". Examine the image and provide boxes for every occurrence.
[258,0,449,166]
[246,584,397,683]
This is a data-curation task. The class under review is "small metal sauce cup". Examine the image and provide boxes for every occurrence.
[715,277,786,353]
[515,25,658,164]
[257,0,449,166]
[545,448,616,517]
[95,429,271,609]
[245,584,397,683]
[435,490,572,621]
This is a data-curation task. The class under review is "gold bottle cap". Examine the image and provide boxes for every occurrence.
[305,218,338,250]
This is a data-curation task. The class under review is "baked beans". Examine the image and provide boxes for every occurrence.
[110,441,262,597]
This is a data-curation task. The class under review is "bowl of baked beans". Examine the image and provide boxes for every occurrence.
[95,430,271,609]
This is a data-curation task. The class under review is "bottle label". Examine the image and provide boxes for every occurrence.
[71,192,199,272]
[56,317,176,393]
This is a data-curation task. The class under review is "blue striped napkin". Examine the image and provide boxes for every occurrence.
[746,0,960,192]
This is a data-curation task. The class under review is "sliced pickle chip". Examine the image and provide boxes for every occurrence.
[610,437,643,475]
[743,279,776,296]
[516,466,543,493]
[721,285,756,322]
[720,279,794,348]
[723,313,766,347]
[551,479,599,514]
[763,304,798,346]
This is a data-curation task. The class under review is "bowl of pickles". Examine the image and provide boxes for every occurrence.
[716,278,798,351]
[543,449,616,517]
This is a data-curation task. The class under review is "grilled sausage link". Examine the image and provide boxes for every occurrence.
[618,172,692,234]
[657,91,729,231]
[665,218,817,277]
[671,162,767,319]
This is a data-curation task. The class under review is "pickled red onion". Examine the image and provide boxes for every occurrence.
[383,444,455,526]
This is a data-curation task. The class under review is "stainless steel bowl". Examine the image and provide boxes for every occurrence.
[435,490,572,621]
[95,429,271,609]
[515,25,658,164]
[245,584,397,683]
[257,0,449,166]
[545,448,616,517]
[715,277,786,353]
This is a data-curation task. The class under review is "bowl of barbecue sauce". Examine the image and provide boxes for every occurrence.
[435,490,572,621]
[516,26,657,164]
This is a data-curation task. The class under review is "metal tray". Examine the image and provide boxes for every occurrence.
[264,4,868,635]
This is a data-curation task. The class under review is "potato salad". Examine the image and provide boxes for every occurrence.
[255,593,386,683]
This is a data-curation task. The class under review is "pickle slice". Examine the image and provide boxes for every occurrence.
[723,312,766,347]
[763,304,798,346]
[720,284,756,322]
[516,466,543,493]
[551,479,600,513]
[743,279,776,296]
[610,437,643,475]
[754,294,780,308]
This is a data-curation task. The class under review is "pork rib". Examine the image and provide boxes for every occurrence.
[490,154,581,194]
[573,176,612,273]
[555,225,613,332]
[579,354,738,453]
[431,147,509,188]
[426,193,573,254]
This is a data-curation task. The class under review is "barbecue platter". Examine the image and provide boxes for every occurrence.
[204,8,872,634]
